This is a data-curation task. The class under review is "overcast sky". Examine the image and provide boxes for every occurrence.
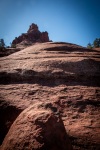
[0,0,100,46]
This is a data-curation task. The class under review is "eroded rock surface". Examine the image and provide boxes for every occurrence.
[1,102,73,150]
[0,96,22,145]
[0,42,100,149]
[12,23,50,48]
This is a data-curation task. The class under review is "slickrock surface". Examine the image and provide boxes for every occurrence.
[1,102,72,150]
[0,48,21,57]
[0,42,100,149]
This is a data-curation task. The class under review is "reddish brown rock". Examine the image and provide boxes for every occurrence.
[0,48,21,57]
[0,42,100,149]
[40,31,49,42]
[0,97,22,145]
[12,23,50,48]
[1,102,73,150]
[27,23,38,33]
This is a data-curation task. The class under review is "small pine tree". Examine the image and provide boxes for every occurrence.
[0,39,5,52]
[93,38,100,48]
[0,39,5,48]
[87,42,92,49]
[11,44,16,48]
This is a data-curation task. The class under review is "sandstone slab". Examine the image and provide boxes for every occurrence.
[0,42,100,149]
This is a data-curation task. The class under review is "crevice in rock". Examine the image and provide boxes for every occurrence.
[0,98,23,145]
[0,70,100,87]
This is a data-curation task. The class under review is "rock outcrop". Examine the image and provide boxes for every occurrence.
[12,23,50,48]
[1,102,73,150]
[0,42,100,149]
[0,48,21,57]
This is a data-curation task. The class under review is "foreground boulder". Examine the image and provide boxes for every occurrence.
[1,102,73,150]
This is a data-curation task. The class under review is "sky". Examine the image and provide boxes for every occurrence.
[0,0,100,47]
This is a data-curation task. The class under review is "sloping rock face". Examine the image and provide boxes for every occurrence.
[1,102,73,150]
[12,23,50,48]
[0,48,21,57]
[0,42,100,149]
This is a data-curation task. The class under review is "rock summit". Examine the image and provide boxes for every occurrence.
[12,23,50,48]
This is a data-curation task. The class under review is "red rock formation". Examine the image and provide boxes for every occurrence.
[27,23,38,33]
[40,31,49,42]
[12,23,50,47]
[1,103,73,150]
[0,42,100,149]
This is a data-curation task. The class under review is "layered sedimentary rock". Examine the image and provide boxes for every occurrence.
[0,42,100,149]
[12,23,50,48]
